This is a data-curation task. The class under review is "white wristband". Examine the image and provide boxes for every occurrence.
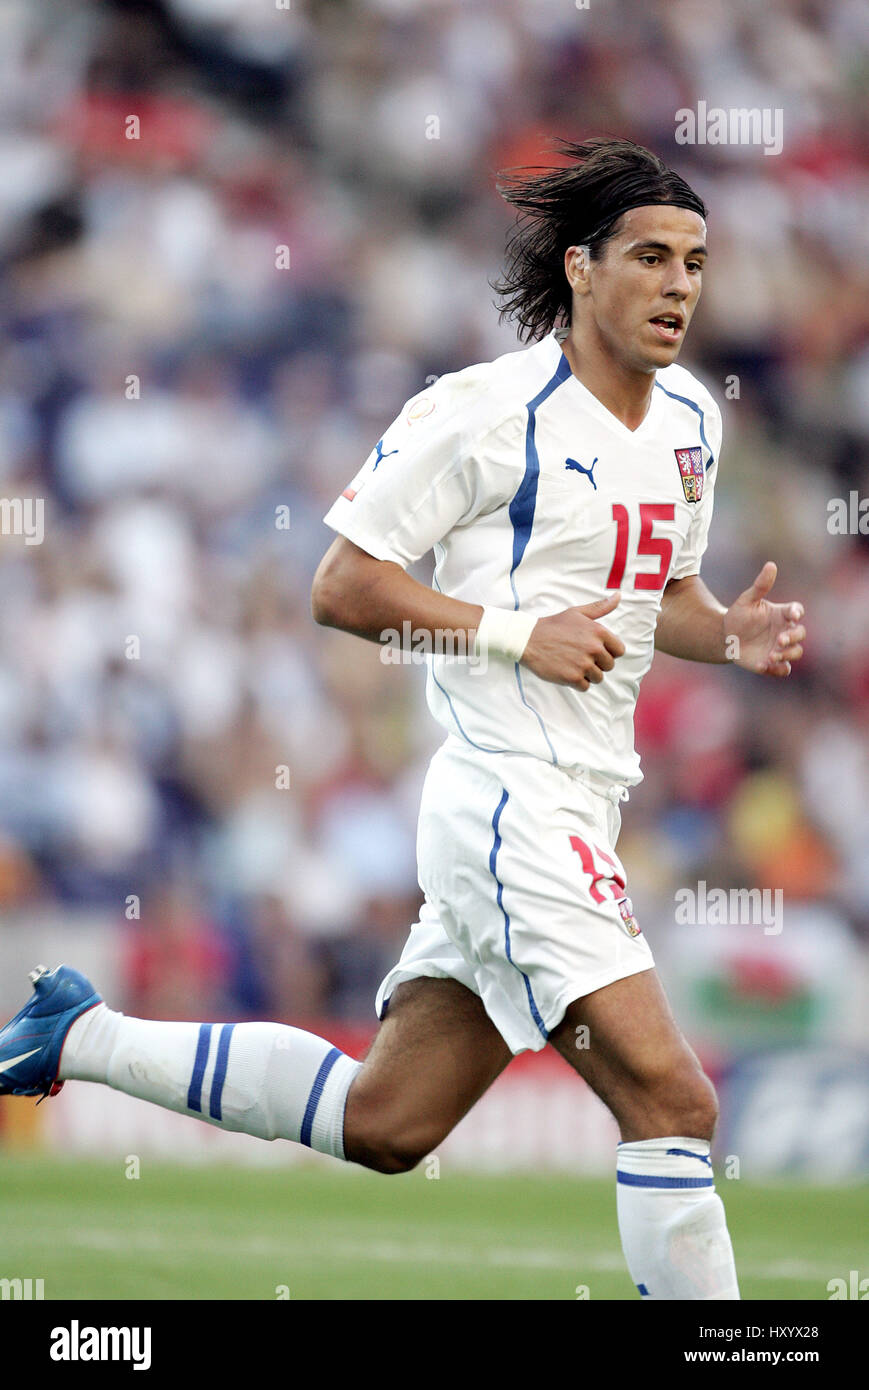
[474,607,537,662]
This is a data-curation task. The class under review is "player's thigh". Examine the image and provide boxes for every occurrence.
[344,977,512,1170]
[547,968,717,1140]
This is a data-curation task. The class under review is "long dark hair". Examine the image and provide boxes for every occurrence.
[492,137,707,343]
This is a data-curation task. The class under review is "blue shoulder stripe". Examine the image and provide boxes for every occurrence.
[654,380,715,470]
[509,353,573,588]
[505,353,572,765]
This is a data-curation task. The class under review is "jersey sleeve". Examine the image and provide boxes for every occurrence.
[669,396,722,580]
[322,373,522,569]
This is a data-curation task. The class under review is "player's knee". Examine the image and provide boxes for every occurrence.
[620,1058,719,1140]
[668,1065,719,1139]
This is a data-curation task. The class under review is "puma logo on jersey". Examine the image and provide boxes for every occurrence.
[565,456,598,489]
[373,439,399,470]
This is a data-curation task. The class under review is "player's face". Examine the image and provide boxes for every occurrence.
[578,205,707,374]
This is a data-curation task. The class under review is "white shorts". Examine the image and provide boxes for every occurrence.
[375,735,655,1054]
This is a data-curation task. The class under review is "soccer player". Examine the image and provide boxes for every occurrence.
[0,139,805,1300]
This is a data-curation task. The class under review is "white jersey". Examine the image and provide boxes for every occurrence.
[323,328,721,788]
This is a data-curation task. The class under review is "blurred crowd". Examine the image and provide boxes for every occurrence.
[0,0,866,1028]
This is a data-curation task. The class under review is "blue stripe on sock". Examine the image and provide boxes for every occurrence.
[637,1283,650,1297]
[617,1171,714,1189]
[187,1023,212,1113]
[208,1023,235,1121]
[300,1046,342,1148]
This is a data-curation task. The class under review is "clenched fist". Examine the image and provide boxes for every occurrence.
[521,594,625,691]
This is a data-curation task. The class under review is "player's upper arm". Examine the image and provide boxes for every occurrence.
[310,534,400,627]
[321,369,524,571]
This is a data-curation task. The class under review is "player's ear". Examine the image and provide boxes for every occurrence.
[565,244,592,297]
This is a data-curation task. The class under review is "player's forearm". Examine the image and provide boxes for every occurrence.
[654,575,729,663]
[312,537,484,648]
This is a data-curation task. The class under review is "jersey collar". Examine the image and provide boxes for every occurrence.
[539,327,661,439]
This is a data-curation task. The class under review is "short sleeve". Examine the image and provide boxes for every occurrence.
[669,397,722,581]
[322,373,521,569]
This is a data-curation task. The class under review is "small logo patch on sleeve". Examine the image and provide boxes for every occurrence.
[618,896,642,937]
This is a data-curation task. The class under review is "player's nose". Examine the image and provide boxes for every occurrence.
[663,263,694,298]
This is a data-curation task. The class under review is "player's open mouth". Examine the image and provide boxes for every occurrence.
[649,314,684,342]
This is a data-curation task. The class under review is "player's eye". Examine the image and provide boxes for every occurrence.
[639,254,660,265]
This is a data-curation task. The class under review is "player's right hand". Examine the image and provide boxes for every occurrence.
[520,595,625,691]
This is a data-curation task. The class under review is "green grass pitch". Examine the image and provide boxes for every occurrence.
[0,1155,866,1300]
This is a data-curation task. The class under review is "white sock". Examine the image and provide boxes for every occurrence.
[616,1137,740,1300]
[60,1004,362,1161]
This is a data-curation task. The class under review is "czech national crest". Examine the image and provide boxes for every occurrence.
[675,446,704,503]
[617,896,642,938]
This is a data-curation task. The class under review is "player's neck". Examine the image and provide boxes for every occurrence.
[560,330,655,433]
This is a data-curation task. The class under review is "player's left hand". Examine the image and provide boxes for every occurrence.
[724,561,805,677]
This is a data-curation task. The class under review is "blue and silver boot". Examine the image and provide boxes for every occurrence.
[0,965,101,1101]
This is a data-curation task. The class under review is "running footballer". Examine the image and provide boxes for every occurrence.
[0,139,806,1301]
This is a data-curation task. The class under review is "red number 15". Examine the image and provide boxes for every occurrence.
[606,503,674,590]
